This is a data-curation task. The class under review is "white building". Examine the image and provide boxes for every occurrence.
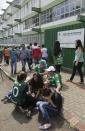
[0,0,85,46]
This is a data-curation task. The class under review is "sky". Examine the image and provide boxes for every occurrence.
[0,0,13,15]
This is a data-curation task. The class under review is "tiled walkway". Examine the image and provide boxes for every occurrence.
[1,63,85,130]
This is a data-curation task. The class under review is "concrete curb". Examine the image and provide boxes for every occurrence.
[0,67,15,82]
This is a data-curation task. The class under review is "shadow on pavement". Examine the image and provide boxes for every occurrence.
[71,82,85,89]
[11,107,30,124]
[38,112,64,130]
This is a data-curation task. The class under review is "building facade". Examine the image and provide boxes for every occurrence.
[0,0,85,46]
[0,0,85,70]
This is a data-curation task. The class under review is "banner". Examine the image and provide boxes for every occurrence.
[58,29,84,48]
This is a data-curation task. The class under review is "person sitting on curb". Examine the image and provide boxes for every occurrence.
[1,71,36,117]
[29,72,44,99]
[44,66,62,94]
[34,59,47,75]
[36,88,63,130]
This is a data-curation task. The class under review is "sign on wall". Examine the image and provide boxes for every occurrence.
[58,28,84,48]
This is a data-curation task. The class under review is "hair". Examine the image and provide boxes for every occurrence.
[27,46,30,49]
[33,72,38,77]
[42,88,63,112]
[53,41,62,57]
[42,88,52,97]
[30,43,32,46]
[17,71,27,83]
[42,44,44,48]
[34,43,37,46]
[76,39,84,51]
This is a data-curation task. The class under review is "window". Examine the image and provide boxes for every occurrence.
[65,3,70,17]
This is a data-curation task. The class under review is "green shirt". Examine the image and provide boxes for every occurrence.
[11,81,28,105]
[54,53,63,65]
[48,73,61,87]
[34,64,46,74]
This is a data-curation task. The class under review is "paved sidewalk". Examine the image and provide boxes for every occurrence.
[1,63,85,131]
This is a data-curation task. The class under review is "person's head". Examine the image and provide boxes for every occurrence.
[17,71,27,83]
[75,40,84,51]
[39,59,46,69]
[33,73,38,81]
[21,44,25,49]
[46,66,55,75]
[12,46,15,50]
[30,43,32,46]
[42,44,44,48]
[34,43,37,46]
[27,46,30,49]
[54,40,61,56]
[44,80,50,89]
[42,88,52,98]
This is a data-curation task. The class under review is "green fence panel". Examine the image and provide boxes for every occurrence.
[45,22,85,71]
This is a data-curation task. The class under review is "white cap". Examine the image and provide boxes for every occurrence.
[46,66,55,72]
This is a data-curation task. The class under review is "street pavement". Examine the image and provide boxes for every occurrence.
[0,62,85,131]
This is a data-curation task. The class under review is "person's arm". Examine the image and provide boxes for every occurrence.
[55,74,61,94]
[55,83,61,94]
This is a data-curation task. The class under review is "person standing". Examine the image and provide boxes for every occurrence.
[27,46,32,71]
[32,43,41,65]
[53,41,63,73]
[20,44,29,72]
[4,47,10,65]
[10,46,17,75]
[41,44,48,61]
[67,40,84,84]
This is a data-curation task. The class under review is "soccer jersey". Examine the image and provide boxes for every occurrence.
[47,74,60,87]
[11,81,28,105]
[53,53,63,65]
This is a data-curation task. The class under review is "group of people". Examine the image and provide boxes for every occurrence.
[0,42,48,75]
[2,64,63,130]
[1,39,84,130]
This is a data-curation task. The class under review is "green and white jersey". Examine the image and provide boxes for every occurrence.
[34,64,46,74]
[53,53,63,65]
[48,73,61,87]
[11,81,28,105]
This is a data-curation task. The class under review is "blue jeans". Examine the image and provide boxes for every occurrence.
[34,58,39,65]
[11,61,17,74]
[37,101,58,123]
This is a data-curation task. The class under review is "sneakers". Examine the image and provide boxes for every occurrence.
[39,123,51,130]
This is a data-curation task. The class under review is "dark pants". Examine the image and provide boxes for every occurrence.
[22,95,36,110]
[70,62,84,82]
[55,65,61,73]
[21,59,27,71]
[27,58,32,70]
